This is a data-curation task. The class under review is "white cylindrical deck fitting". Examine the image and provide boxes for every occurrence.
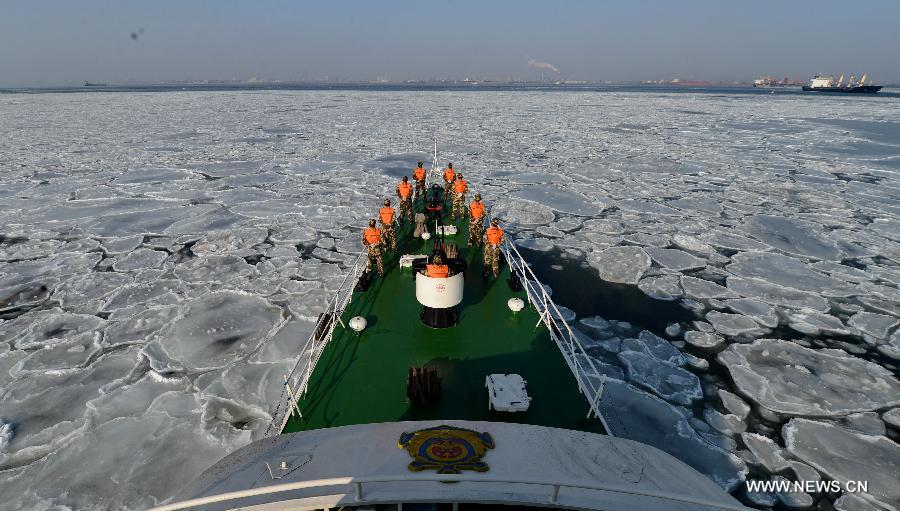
[415,272,464,308]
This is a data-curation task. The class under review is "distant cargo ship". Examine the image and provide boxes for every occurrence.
[802,74,882,93]
[83,81,108,87]
[753,76,801,88]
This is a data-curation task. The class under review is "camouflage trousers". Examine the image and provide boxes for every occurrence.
[366,244,384,276]
[414,180,427,201]
[484,243,501,277]
[468,219,484,246]
[451,192,466,220]
[398,197,413,224]
[444,180,454,198]
[380,221,397,251]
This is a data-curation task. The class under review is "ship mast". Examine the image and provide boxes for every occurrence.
[430,136,439,177]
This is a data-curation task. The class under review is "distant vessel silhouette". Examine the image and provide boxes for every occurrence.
[83,81,108,87]
[802,73,882,93]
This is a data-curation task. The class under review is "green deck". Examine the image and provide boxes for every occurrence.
[283,202,603,435]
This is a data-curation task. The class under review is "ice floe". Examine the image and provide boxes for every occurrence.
[112,248,169,272]
[705,311,768,337]
[8,308,104,350]
[621,330,685,365]
[703,409,747,436]
[590,246,651,284]
[723,298,779,328]
[740,432,791,473]
[681,276,740,300]
[173,255,255,284]
[191,228,269,256]
[784,419,900,510]
[718,389,751,420]
[148,292,284,372]
[848,311,898,340]
[637,275,683,300]
[742,215,843,260]
[646,248,707,271]
[719,340,900,416]
[490,197,556,226]
[597,380,747,492]
[685,330,726,350]
[726,277,831,312]
[617,351,701,405]
[785,310,853,336]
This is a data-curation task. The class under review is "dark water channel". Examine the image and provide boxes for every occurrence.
[517,247,694,335]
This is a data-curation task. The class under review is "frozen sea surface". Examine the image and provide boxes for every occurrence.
[2,89,900,510]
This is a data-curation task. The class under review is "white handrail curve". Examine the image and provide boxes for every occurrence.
[151,472,749,511]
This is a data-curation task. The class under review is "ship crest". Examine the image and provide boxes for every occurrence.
[398,425,495,474]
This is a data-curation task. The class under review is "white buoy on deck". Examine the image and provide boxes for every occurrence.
[507,297,525,313]
[349,316,367,332]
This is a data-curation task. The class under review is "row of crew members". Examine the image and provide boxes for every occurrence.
[411,161,469,220]
[361,197,403,277]
[362,171,504,279]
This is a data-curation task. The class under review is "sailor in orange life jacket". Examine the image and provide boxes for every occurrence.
[362,219,384,276]
[451,172,468,220]
[483,218,504,278]
[412,162,427,202]
[396,176,413,224]
[442,163,456,198]
[425,254,450,278]
[467,194,486,247]
[379,199,398,251]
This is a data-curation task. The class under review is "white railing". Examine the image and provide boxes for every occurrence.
[264,250,368,437]
[150,472,749,511]
[502,240,612,434]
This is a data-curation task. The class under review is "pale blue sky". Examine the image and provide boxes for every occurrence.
[1,0,898,86]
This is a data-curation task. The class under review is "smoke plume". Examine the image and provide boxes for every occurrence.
[527,58,560,74]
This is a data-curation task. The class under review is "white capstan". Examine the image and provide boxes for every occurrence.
[507,297,525,313]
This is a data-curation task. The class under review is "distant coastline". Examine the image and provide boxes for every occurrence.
[2,81,899,97]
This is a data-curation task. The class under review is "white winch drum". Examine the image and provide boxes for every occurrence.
[415,272,464,308]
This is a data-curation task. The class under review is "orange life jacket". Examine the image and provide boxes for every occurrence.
[470,201,485,219]
[426,264,449,278]
[486,226,504,245]
[398,181,412,198]
[379,207,394,224]
[363,227,381,245]
[454,179,467,194]
[443,168,455,182]
[413,167,426,181]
